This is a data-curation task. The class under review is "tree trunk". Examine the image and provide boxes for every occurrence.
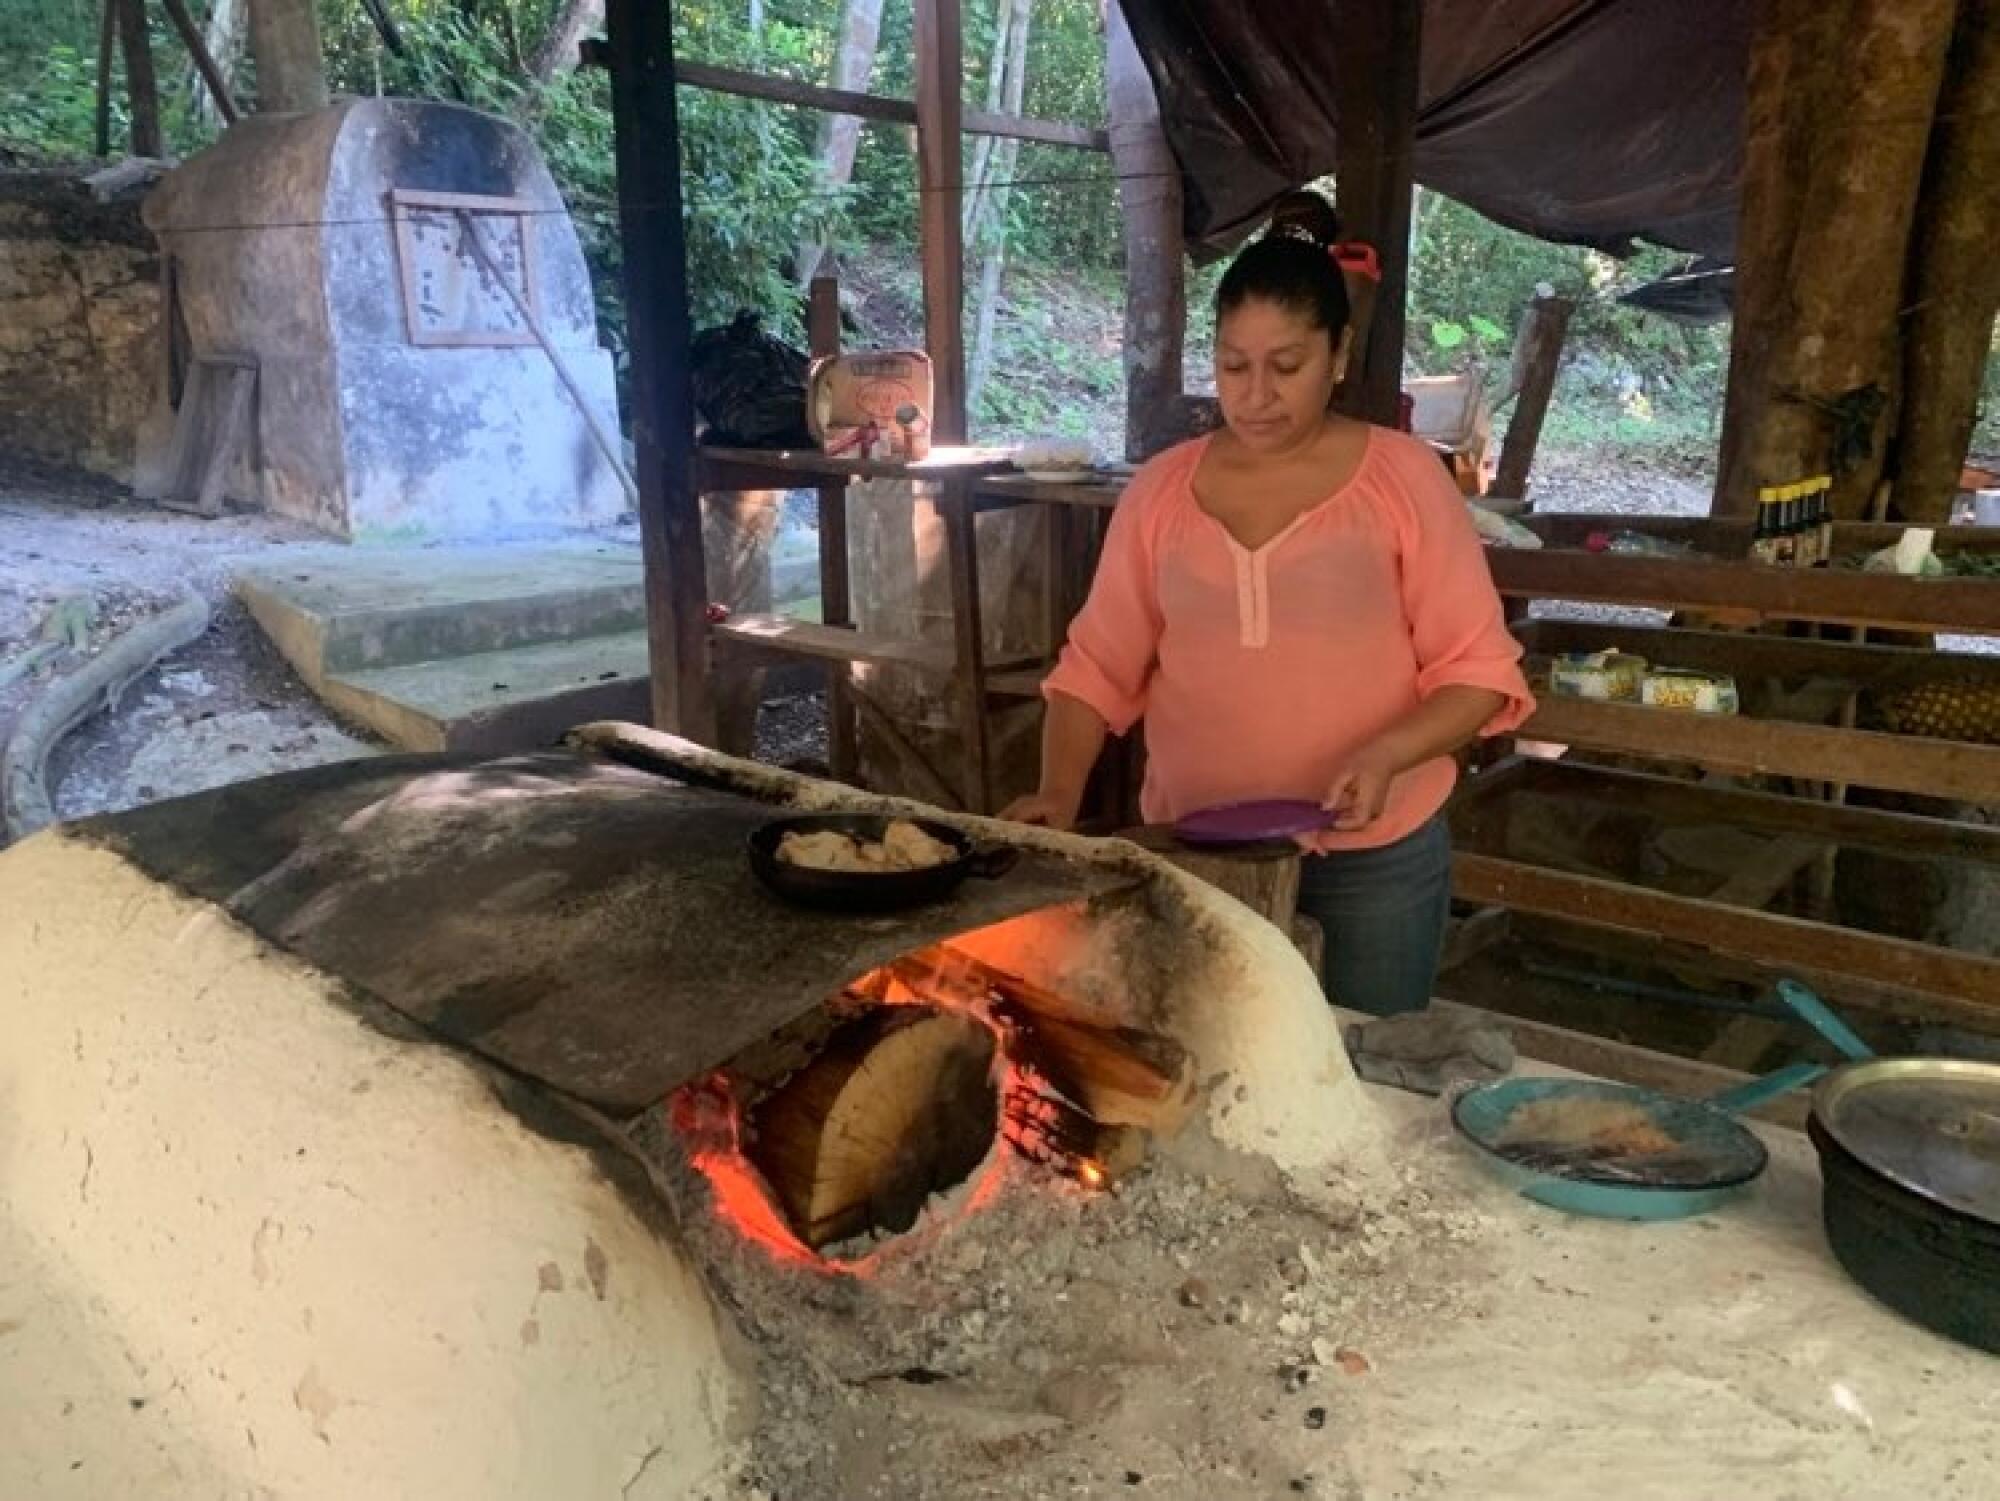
[1714,0,1837,515]
[962,0,1016,243]
[189,0,245,128]
[794,0,888,286]
[1106,0,1185,462]
[95,0,118,157]
[1893,0,2000,521]
[1729,0,1957,519]
[1490,293,1574,501]
[246,0,329,113]
[966,0,1031,420]
[529,0,604,81]
[117,0,164,157]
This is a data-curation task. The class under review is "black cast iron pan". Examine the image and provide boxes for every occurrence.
[748,813,1019,913]
[1806,1056,2000,1355]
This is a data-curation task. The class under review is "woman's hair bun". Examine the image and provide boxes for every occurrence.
[1213,188,1351,336]
[1264,190,1343,252]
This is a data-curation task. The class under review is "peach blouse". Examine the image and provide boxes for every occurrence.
[1044,428,1534,852]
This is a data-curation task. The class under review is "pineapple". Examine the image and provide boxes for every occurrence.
[1876,680,2000,745]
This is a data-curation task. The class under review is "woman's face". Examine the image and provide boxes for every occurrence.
[1214,297,1350,454]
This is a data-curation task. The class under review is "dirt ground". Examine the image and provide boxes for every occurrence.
[0,455,856,833]
[0,455,381,837]
[662,1083,1998,1501]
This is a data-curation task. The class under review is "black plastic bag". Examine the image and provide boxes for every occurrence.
[689,309,812,450]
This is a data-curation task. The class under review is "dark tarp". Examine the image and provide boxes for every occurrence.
[1618,259,1736,323]
[1122,0,1751,261]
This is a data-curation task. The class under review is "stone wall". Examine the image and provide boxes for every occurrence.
[0,171,160,483]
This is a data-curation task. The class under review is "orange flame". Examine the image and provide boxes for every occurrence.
[671,938,1111,1273]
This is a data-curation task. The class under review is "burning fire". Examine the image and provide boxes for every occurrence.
[670,941,1126,1274]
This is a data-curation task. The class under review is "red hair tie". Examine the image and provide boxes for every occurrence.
[1332,242,1381,282]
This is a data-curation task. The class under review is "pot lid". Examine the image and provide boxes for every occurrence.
[1816,1059,2000,1226]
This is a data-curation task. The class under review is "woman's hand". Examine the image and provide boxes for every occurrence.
[1321,743,1401,831]
[1000,789,1082,832]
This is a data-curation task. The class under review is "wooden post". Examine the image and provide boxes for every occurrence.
[1714,0,1831,516]
[1490,293,1574,500]
[940,475,993,811]
[1106,0,1186,463]
[116,0,164,158]
[1720,0,1957,520]
[912,0,967,443]
[245,0,328,114]
[1332,0,1420,428]
[606,0,716,744]
[810,275,860,781]
[1893,0,2000,522]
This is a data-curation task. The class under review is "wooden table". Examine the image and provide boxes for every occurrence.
[699,450,1128,813]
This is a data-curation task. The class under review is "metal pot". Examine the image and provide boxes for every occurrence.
[748,814,1019,914]
[1805,1056,2000,1355]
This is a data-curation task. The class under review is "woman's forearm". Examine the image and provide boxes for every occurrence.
[1038,692,1110,813]
[1371,685,1506,771]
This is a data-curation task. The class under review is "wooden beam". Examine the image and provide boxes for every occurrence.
[671,58,1109,151]
[159,0,239,124]
[1519,618,2000,695]
[1332,0,1419,426]
[697,445,1012,488]
[1486,547,2000,635]
[1521,696,2000,805]
[607,0,716,744]
[1453,852,2000,1031]
[1501,757,2000,865]
[940,478,994,810]
[913,0,968,442]
[809,276,858,783]
[1518,515,2000,557]
[1490,293,1574,500]
[712,612,1034,674]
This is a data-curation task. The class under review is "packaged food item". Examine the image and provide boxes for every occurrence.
[1467,503,1543,550]
[1877,680,2000,745]
[1641,668,1739,714]
[1550,651,1648,702]
[1750,484,1783,564]
[1862,527,1943,576]
[808,351,935,460]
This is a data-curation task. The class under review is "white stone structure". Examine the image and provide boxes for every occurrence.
[142,98,625,540]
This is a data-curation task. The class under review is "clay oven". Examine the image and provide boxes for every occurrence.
[0,724,1383,1495]
[140,98,625,539]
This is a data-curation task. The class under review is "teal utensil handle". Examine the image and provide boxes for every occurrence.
[1708,1061,1825,1115]
[1775,980,1875,1062]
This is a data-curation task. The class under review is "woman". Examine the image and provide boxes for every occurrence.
[1003,192,1533,1017]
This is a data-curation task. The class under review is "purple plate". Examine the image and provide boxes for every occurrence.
[1174,799,1334,846]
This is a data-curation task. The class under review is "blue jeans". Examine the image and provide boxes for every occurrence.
[1296,814,1452,1017]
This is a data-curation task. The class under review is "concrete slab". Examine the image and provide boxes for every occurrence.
[235,541,646,680]
[325,630,652,753]
[233,542,656,753]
